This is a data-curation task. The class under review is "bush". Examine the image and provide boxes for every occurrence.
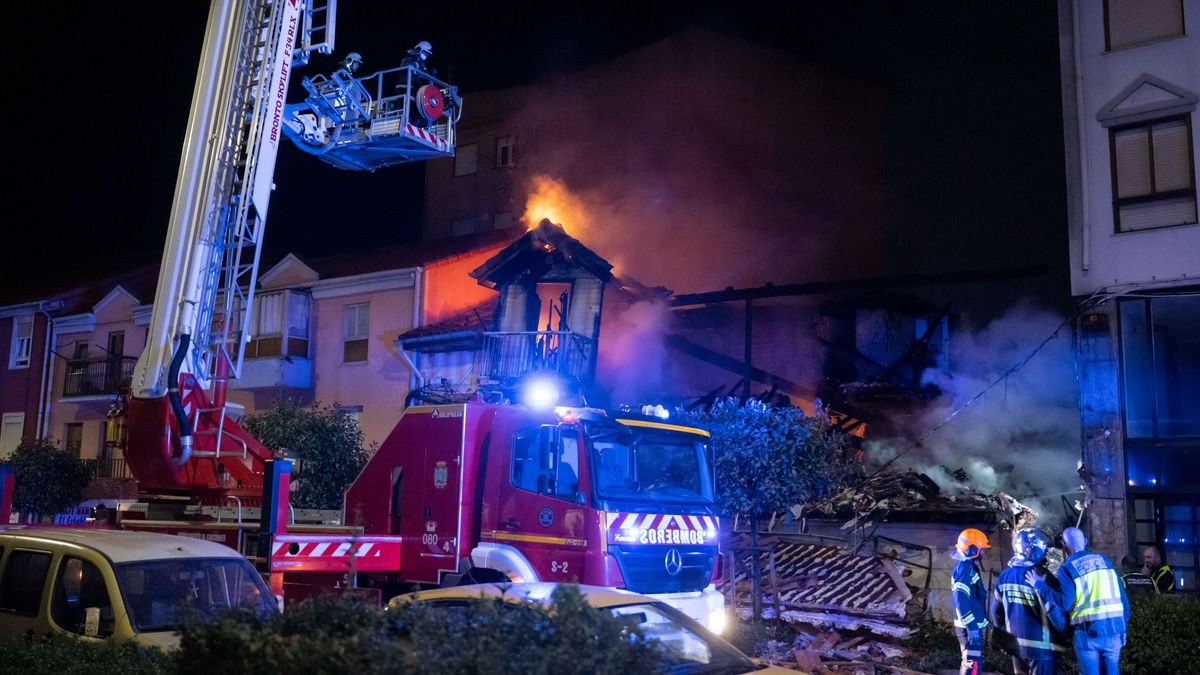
[8,438,92,517]
[241,399,372,509]
[177,585,666,675]
[1123,594,1200,675]
[0,635,171,675]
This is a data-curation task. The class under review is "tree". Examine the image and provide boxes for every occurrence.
[241,400,372,510]
[680,398,853,621]
[8,438,92,519]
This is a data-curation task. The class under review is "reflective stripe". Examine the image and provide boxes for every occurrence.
[1071,563,1125,624]
[953,581,971,594]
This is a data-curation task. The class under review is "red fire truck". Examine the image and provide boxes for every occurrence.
[0,0,727,631]
[338,402,725,632]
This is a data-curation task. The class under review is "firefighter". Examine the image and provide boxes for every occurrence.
[1140,545,1175,594]
[951,528,991,675]
[340,52,363,75]
[402,41,434,73]
[991,528,1064,675]
[1026,527,1129,675]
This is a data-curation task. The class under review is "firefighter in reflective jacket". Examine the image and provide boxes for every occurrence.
[992,528,1067,675]
[1027,527,1130,675]
[952,528,991,675]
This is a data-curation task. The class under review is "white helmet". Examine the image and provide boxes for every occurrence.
[341,52,362,72]
[414,41,432,57]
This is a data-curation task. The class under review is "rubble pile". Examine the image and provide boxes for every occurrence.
[729,536,919,672]
[798,468,1037,530]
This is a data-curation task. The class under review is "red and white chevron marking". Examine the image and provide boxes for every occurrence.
[404,123,448,150]
[607,513,719,545]
[269,535,402,572]
[273,540,383,558]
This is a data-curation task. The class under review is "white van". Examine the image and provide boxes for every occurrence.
[0,528,277,648]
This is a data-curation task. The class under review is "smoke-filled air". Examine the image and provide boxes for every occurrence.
[866,303,1082,510]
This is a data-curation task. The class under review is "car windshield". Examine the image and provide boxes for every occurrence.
[114,557,276,633]
[588,423,714,505]
[610,602,754,674]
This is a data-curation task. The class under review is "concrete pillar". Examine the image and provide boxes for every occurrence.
[1077,304,1128,561]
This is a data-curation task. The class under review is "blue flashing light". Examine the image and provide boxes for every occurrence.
[522,376,561,410]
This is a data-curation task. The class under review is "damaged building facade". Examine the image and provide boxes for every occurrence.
[1059,0,1200,588]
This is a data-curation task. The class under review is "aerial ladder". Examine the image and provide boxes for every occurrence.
[125,0,459,503]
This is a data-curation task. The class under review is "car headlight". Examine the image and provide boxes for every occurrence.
[708,608,726,635]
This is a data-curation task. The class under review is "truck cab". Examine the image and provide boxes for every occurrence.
[343,403,725,633]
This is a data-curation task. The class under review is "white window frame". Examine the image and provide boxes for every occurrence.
[495,135,515,168]
[9,317,33,369]
[0,412,24,458]
[342,303,370,364]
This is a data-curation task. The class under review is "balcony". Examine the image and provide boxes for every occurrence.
[62,356,136,398]
[481,331,594,382]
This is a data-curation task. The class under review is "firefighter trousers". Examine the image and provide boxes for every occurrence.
[955,627,984,675]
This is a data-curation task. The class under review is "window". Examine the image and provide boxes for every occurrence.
[0,413,24,459]
[493,211,516,229]
[1110,116,1197,232]
[342,303,370,363]
[454,143,478,176]
[65,423,84,457]
[72,342,89,360]
[9,316,32,369]
[1120,295,1200,438]
[51,557,114,637]
[1162,498,1198,591]
[0,549,52,616]
[511,425,580,502]
[1105,0,1185,51]
[495,135,515,167]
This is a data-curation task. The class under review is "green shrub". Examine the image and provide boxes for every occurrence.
[177,585,666,675]
[0,635,172,675]
[1123,594,1200,675]
[8,437,92,517]
[241,399,372,509]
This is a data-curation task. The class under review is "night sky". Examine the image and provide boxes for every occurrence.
[3,2,1066,300]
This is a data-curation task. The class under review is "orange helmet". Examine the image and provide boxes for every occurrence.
[953,528,991,560]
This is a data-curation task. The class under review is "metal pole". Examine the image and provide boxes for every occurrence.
[743,299,753,400]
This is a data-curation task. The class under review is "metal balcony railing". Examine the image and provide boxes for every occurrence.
[481,331,594,382]
[84,457,133,480]
[62,356,137,397]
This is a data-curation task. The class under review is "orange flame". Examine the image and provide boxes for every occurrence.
[522,175,591,236]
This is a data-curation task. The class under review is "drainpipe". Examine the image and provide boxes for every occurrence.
[404,268,426,395]
[35,301,61,439]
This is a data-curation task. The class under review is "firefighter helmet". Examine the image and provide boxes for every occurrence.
[952,528,991,560]
[341,52,363,73]
[414,41,432,58]
[1013,528,1049,565]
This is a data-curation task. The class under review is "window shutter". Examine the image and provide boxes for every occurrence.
[1152,120,1192,192]
[1107,0,1184,50]
[1114,127,1151,198]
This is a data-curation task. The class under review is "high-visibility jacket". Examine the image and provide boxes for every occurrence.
[1150,564,1176,594]
[953,559,989,631]
[1035,550,1129,638]
[991,558,1067,659]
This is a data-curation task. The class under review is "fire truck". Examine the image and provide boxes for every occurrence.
[1,0,726,631]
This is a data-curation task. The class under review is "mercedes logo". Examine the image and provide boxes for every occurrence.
[664,548,683,576]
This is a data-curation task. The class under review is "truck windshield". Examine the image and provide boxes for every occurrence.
[114,557,276,633]
[588,422,714,505]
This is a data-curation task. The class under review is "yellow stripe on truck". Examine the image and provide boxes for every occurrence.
[483,531,589,548]
[615,419,710,437]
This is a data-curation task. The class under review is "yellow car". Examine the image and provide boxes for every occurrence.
[390,583,799,674]
[0,528,277,648]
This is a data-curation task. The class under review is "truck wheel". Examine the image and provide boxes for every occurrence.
[463,567,509,584]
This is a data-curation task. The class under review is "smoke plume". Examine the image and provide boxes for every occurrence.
[868,303,1082,511]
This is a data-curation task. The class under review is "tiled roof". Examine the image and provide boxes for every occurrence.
[399,301,495,343]
[305,230,516,279]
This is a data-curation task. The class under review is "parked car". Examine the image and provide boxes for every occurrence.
[0,528,277,648]
[390,582,798,674]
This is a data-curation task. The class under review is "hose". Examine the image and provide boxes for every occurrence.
[168,334,193,466]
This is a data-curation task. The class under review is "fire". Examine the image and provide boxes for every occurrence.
[522,175,591,236]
